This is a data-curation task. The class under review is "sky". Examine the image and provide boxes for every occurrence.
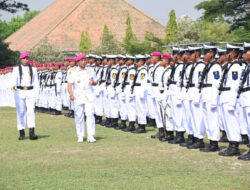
[0,0,204,24]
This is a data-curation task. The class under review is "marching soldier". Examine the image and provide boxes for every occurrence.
[11,52,39,140]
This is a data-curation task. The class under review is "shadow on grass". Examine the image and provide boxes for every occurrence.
[37,135,50,139]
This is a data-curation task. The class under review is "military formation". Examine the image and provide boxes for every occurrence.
[1,42,249,160]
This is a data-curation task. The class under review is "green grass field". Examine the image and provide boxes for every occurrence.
[0,107,249,190]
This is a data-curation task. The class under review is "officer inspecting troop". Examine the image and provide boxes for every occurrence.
[2,42,249,160]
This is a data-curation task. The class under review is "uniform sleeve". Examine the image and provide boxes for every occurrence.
[56,72,62,92]
[11,67,18,87]
[68,71,75,83]
[211,65,222,106]
[229,64,242,107]
[33,68,39,99]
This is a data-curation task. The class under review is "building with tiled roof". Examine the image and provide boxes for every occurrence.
[5,0,165,53]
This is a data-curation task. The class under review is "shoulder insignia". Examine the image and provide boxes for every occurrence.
[122,72,126,79]
[232,71,238,80]
[130,74,135,80]
[213,71,220,80]
[140,73,145,79]
[112,73,117,79]
[198,71,203,78]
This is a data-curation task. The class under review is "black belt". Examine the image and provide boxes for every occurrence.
[17,86,33,90]
[189,84,195,87]
[202,84,212,88]
[168,81,177,85]
[106,82,111,86]
[124,82,129,86]
[152,83,159,87]
[100,80,105,83]
[220,87,231,91]
[147,80,151,83]
[116,83,121,86]
[134,83,141,86]
[62,81,68,83]
[242,87,250,93]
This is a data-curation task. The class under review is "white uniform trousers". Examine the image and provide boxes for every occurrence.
[14,93,36,130]
[103,90,111,118]
[236,102,248,135]
[94,91,104,117]
[135,94,147,125]
[62,83,69,107]
[146,94,156,119]
[126,96,136,122]
[221,103,242,142]
[152,98,164,129]
[170,96,185,132]
[183,99,194,135]
[202,102,220,141]
[190,101,205,139]
[242,106,250,137]
[109,94,119,119]
[118,93,128,120]
[54,92,62,111]
[74,102,95,138]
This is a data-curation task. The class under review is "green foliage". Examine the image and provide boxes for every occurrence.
[0,0,29,13]
[0,11,40,39]
[30,38,64,63]
[195,0,249,30]
[165,10,178,44]
[0,37,19,68]
[79,31,93,54]
[176,16,200,44]
[123,14,137,54]
[197,20,236,42]
[232,27,250,42]
[93,25,125,55]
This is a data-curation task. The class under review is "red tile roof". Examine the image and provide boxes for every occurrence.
[5,0,165,52]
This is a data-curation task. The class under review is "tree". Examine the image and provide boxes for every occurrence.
[0,11,40,39]
[0,0,29,13]
[123,13,137,54]
[165,9,178,44]
[79,31,93,54]
[195,0,249,30]
[93,24,125,55]
[196,20,236,42]
[30,38,64,63]
[176,16,200,44]
[0,37,19,68]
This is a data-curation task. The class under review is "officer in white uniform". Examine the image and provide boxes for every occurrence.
[68,54,98,143]
[131,55,148,133]
[11,52,39,140]
[218,44,242,156]
[238,42,250,160]
[200,45,222,152]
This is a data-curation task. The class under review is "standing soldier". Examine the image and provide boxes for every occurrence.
[11,52,39,140]
[218,44,242,156]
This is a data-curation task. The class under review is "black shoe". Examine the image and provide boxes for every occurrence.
[69,111,74,118]
[122,122,135,132]
[115,120,127,130]
[200,140,220,152]
[159,131,174,142]
[111,118,119,128]
[187,138,205,149]
[18,129,25,140]
[219,142,240,156]
[219,131,229,142]
[241,135,249,145]
[95,116,102,124]
[180,135,194,147]
[169,132,185,144]
[151,128,164,139]
[238,149,250,161]
[29,128,38,140]
[105,118,112,128]
[132,124,146,134]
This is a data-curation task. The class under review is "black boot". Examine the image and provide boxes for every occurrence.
[219,130,228,142]
[132,124,146,134]
[95,116,101,124]
[146,117,150,126]
[18,129,25,140]
[105,118,112,128]
[29,128,38,140]
[122,122,135,132]
[100,117,106,126]
[187,138,205,149]
[69,111,75,118]
[180,135,194,147]
[152,119,156,128]
[159,131,174,142]
[241,134,249,145]
[219,141,240,156]
[169,131,185,144]
[200,140,220,152]
[151,128,164,139]
[115,120,127,130]
[238,149,250,161]
[111,118,119,128]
